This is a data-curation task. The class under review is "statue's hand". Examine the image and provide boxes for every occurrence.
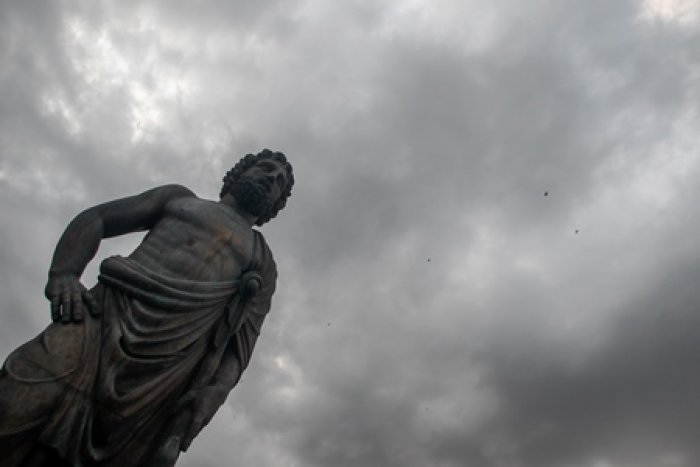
[176,385,228,451]
[44,273,98,322]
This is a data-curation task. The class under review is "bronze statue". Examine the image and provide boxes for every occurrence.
[0,149,294,466]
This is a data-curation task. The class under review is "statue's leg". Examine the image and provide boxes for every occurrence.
[0,384,71,467]
[0,355,68,466]
[0,319,92,466]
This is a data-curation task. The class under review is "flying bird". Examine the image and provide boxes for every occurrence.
[544,191,549,196]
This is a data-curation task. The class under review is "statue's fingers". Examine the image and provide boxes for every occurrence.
[72,292,85,322]
[82,290,100,315]
[61,292,72,323]
[50,296,60,322]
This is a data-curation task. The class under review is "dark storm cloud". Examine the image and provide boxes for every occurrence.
[472,255,700,467]
[246,2,700,466]
[277,0,700,273]
[2,0,700,466]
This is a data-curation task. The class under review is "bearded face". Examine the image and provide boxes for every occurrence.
[229,177,274,221]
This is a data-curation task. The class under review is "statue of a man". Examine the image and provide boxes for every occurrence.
[0,149,294,466]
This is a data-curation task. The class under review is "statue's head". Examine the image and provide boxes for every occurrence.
[220,149,294,226]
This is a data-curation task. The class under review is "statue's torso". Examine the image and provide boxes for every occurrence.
[129,197,255,282]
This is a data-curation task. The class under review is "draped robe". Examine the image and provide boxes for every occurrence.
[0,230,276,466]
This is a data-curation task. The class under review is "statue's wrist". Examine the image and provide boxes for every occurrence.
[48,268,80,278]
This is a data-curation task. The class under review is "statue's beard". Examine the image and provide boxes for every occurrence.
[230,178,274,221]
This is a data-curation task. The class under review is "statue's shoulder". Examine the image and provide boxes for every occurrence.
[154,183,197,200]
[152,184,199,212]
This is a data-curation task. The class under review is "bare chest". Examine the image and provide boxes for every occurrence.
[131,198,255,282]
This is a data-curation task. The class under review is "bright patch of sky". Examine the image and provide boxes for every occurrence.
[640,0,700,24]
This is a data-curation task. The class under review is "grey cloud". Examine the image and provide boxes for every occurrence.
[2,0,700,466]
[474,256,700,467]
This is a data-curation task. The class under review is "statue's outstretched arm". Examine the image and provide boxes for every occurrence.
[45,184,195,322]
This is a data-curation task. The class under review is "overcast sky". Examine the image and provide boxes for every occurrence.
[2,0,700,466]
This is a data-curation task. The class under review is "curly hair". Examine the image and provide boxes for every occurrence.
[220,149,294,226]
